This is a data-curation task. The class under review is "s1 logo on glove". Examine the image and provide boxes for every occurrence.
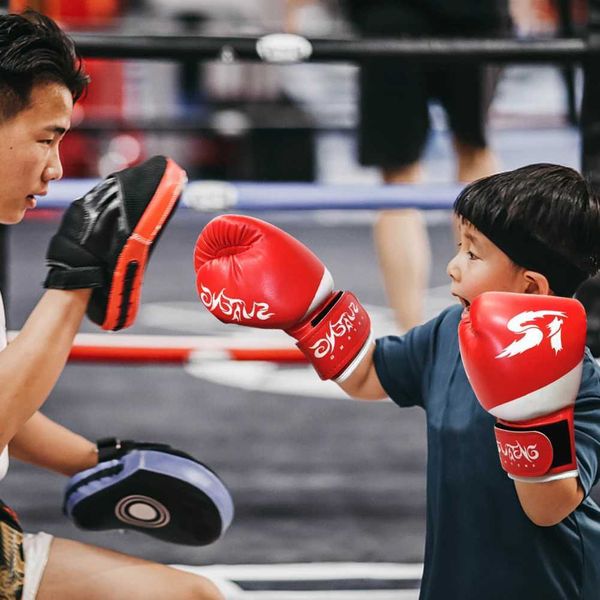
[495,309,568,358]
[459,292,586,482]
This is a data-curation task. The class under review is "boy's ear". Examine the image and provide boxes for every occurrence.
[523,271,552,295]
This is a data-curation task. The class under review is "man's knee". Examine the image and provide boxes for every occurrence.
[188,575,226,600]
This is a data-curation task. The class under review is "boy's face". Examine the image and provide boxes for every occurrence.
[0,81,72,224]
[447,218,530,308]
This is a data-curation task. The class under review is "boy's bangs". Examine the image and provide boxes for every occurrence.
[453,179,506,233]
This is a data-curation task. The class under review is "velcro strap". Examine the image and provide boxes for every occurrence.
[43,266,105,289]
[96,437,198,464]
[494,405,576,480]
[293,291,371,380]
[494,427,554,477]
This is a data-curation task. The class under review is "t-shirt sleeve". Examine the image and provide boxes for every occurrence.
[373,307,457,408]
[574,350,600,497]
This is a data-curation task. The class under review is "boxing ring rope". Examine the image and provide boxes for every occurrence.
[69,32,591,64]
[41,181,463,212]
[6,331,307,365]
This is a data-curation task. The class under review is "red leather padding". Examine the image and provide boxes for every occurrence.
[290,291,371,380]
[494,427,554,478]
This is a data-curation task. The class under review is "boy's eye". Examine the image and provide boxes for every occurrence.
[39,139,53,145]
[467,251,477,260]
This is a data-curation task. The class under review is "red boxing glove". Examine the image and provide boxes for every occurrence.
[194,215,372,381]
[458,292,586,482]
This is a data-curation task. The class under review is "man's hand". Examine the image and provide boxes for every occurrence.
[45,156,186,330]
[64,438,234,546]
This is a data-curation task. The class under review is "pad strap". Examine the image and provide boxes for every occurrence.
[96,437,201,465]
[494,406,577,482]
[288,291,371,381]
[44,265,105,289]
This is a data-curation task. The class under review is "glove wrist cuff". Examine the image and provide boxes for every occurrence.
[494,406,577,480]
[288,290,371,380]
[334,332,374,383]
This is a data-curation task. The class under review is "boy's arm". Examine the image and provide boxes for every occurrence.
[514,478,584,526]
[0,289,90,450]
[337,342,388,401]
[193,215,411,403]
[9,410,97,476]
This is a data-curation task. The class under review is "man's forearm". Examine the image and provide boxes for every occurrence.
[9,411,97,476]
[0,289,90,448]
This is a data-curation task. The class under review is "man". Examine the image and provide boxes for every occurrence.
[0,11,223,599]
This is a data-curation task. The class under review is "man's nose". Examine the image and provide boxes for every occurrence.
[43,149,63,182]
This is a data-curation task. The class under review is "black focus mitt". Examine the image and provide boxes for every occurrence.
[44,156,187,330]
[63,438,233,546]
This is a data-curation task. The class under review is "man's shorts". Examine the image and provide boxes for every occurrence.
[22,533,53,600]
[0,501,25,599]
[349,2,510,168]
[0,499,53,600]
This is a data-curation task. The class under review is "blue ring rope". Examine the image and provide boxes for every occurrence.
[41,180,463,212]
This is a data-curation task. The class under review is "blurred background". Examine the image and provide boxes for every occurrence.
[7,0,588,184]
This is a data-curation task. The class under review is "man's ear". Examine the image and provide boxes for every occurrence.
[523,271,552,295]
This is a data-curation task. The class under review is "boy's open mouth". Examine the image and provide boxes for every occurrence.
[453,295,470,309]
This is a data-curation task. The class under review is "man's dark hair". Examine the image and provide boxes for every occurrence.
[454,163,600,281]
[0,10,89,121]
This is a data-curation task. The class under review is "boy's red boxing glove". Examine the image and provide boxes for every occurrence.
[458,292,586,482]
[194,214,372,381]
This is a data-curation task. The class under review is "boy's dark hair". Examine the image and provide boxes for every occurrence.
[454,163,600,295]
[0,10,89,121]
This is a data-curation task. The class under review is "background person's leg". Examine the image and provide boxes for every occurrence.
[435,23,505,184]
[359,60,431,331]
[37,537,224,600]
[453,139,499,183]
[351,2,434,332]
[374,165,430,331]
[433,23,503,258]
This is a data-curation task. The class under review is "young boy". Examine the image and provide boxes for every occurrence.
[195,163,600,599]
[0,10,224,600]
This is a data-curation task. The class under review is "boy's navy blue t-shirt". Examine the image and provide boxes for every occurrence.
[373,304,600,600]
